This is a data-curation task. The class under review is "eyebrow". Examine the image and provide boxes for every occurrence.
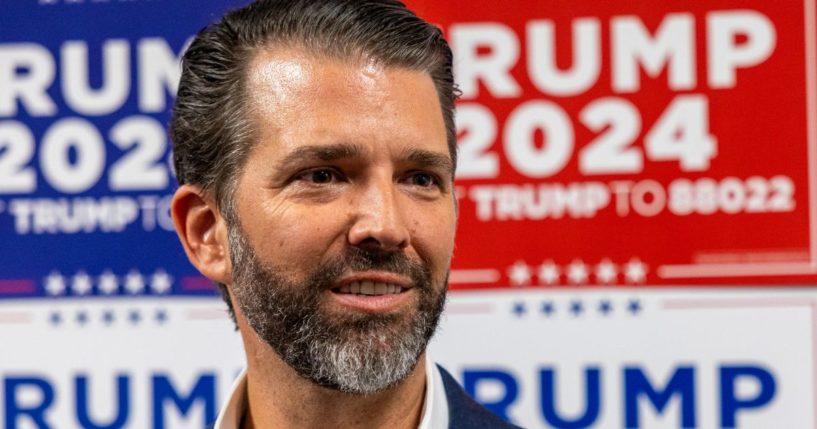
[275,143,454,176]
[276,144,363,169]
[404,149,455,177]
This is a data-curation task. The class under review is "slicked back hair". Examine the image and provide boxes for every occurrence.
[170,0,458,322]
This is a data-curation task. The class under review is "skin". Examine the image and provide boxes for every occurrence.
[171,48,457,429]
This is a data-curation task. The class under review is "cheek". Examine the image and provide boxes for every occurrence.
[248,207,348,270]
[411,206,456,270]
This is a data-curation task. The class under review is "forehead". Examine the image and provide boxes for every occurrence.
[243,47,448,160]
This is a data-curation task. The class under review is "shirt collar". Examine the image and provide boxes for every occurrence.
[214,354,448,429]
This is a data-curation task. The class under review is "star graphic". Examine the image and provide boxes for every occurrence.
[44,271,66,296]
[595,259,618,285]
[507,261,532,286]
[598,300,613,315]
[625,258,648,284]
[71,271,93,296]
[540,301,555,317]
[98,271,119,295]
[102,310,115,325]
[76,311,88,325]
[124,270,144,294]
[129,310,141,324]
[537,261,560,285]
[512,302,527,317]
[156,309,168,324]
[150,269,173,294]
[569,300,584,316]
[49,311,62,326]
[567,260,589,285]
[628,299,642,315]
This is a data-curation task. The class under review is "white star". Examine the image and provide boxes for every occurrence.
[98,270,119,295]
[595,259,618,284]
[124,270,144,294]
[44,271,66,296]
[625,258,648,284]
[71,271,93,295]
[567,259,589,285]
[507,261,532,286]
[150,269,173,294]
[537,261,561,285]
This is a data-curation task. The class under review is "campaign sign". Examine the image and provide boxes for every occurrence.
[0,1,247,428]
[430,288,816,428]
[0,298,244,428]
[0,0,249,299]
[407,0,817,288]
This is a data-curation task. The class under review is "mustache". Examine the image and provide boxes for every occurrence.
[310,247,432,291]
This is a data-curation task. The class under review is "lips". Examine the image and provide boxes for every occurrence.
[333,281,405,295]
[328,272,414,312]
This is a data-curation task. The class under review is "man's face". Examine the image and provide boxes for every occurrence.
[226,49,457,394]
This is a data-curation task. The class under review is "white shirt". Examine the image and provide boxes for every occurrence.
[214,354,449,428]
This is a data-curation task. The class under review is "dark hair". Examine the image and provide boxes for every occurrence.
[170,0,458,322]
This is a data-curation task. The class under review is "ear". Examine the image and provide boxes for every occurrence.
[171,184,232,284]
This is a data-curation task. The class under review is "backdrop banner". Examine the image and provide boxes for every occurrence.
[1,0,815,427]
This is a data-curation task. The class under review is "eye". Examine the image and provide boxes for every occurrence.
[406,172,439,188]
[296,168,340,184]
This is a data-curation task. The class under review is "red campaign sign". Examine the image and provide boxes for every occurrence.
[406,0,817,288]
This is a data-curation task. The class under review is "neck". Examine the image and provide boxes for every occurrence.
[240,333,427,429]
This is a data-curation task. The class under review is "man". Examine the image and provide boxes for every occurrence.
[170,1,518,427]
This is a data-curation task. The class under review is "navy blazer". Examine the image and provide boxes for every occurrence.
[437,365,522,429]
[206,366,522,428]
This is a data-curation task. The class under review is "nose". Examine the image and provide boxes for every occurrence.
[347,176,410,253]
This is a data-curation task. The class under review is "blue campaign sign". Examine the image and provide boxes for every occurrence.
[461,364,777,428]
[0,0,249,300]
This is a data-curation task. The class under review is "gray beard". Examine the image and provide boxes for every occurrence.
[227,223,447,395]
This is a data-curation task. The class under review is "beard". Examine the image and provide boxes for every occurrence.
[227,223,448,395]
